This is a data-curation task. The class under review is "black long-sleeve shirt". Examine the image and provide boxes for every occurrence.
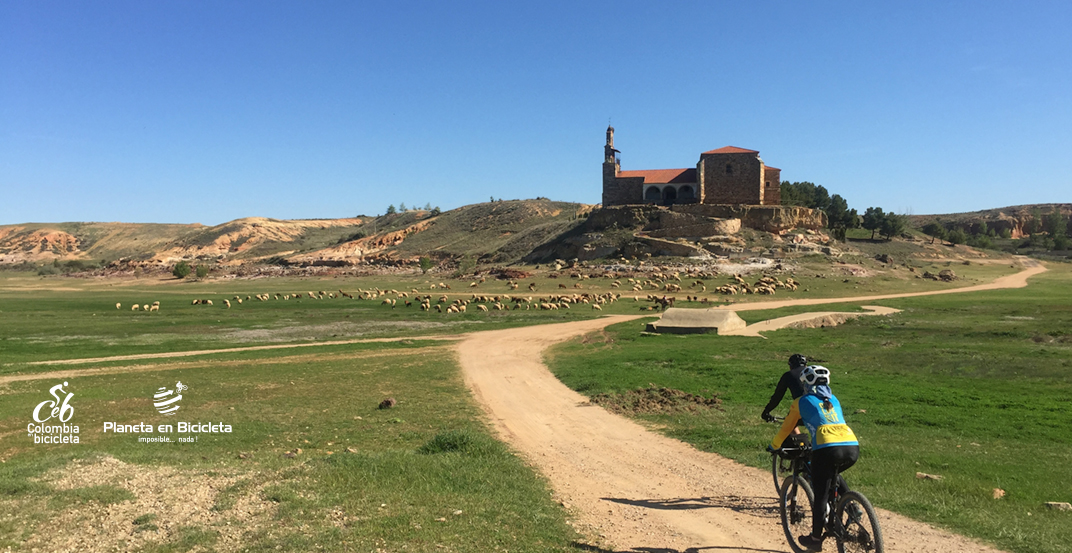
[763,370,806,414]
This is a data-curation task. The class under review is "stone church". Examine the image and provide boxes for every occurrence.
[602,126,782,207]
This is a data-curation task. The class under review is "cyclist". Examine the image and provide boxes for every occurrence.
[770,365,859,551]
[761,354,807,429]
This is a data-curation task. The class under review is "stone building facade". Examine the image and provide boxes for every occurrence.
[602,126,781,207]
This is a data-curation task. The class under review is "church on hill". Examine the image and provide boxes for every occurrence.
[602,126,782,207]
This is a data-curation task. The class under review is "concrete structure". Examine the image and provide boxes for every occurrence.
[644,308,747,335]
[603,127,781,207]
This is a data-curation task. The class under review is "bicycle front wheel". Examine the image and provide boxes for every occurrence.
[835,490,884,553]
[771,453,791,495]
[779,475,814,553]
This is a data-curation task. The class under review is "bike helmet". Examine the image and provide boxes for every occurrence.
[799,365,831,387]
[788,354,808,370]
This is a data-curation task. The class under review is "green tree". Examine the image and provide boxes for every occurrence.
[922,221,947,244]
[948,228,967,245]
[862,207,885,240]
[430,206,441,216]
[399,202,407,212]
[974,221,988,236]
[424,202,432,210]
[196,265,209,278]
[172,261,191,279]
[419,256,433,274]
[825,194,857,241]
[386,205,397,215]
[879,212,908,240]
[1043,210,1066,237]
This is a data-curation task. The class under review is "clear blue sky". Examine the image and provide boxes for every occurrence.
[3,1,1070,225]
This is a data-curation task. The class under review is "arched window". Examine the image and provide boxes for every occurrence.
[725,164,734,175]
[679,185,695,200]
[662,187,678,202]
[645,186,661,201]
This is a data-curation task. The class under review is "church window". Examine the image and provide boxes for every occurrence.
[725,164,733,175]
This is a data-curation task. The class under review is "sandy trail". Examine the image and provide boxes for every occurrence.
[454,260,1047,552]
[457,318,1006,553]
[722,305,902,337]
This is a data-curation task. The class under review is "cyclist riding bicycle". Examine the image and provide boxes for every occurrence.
[770,365,859,551]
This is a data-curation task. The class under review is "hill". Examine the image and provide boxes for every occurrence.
[5,200,1067,274]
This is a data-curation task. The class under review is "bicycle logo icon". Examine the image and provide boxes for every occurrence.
[33,381,75,423]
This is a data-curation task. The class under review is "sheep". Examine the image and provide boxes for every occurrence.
[591,303,602,310]
[192,299,200,305]
[115,302,121,309]
[142,304,150,311]
[477,304,489,312]
[131,304,140,311]
[152,301,160,307]
[206,300,213,305]
[224,299,231,308]
[149,304,159,311]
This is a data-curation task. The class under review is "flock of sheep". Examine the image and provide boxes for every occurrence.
[110,269,804,315]
[116,301,160,311]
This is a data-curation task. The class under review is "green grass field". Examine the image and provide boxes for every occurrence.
[0,339,583,551]
[545,261,1072,553]
[0,258,1060,552]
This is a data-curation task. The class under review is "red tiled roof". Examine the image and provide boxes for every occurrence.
[702,146,759,155]
[764,166,780,171]
[617,168,697,184]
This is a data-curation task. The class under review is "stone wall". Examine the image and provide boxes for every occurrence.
[700,152,763,205]
[602,163,644,206]
[673,204,825,232]
[762,167,781,205]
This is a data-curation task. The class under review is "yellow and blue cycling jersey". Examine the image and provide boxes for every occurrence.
[772,393,858,450]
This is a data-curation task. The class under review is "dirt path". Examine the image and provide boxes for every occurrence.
[719,256,1045,312]
[456,317,1006,553]
[722,305,902,337]
[454,261,1048,552]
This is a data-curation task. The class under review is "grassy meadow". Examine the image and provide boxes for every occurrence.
[0,256,1051,552]
[545,261,1072,553]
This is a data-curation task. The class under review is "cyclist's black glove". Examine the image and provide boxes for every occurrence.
[761,411,775,423]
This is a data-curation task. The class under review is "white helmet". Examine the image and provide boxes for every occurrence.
[800,365,831,387]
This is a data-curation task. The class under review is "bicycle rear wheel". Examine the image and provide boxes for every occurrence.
[779,475,814,553]
[835,490,884,553]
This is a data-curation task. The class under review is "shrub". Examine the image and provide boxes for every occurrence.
[419,256,433,274]
[195,265,209,278]
[172,261,191,279]
[417,430,495,455]
[947,229,967,245]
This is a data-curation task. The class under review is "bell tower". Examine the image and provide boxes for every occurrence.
[602,125,622,206]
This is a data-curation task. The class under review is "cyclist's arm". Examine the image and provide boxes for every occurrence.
[770,398,801,449]
[762,372,792,415]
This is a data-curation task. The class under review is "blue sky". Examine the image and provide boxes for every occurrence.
[2,1,1070,225]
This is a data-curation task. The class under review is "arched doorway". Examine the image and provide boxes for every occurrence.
[662,186,678,202]
[679,185,695,200]
[645,186,661,201]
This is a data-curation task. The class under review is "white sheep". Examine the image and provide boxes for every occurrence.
[115,302,121,309]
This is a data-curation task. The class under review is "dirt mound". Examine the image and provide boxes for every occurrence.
[0,227,82,261]
[590,385,722,414]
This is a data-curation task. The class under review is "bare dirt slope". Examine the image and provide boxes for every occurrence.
[456,317,1006,552]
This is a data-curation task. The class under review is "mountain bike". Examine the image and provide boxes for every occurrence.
[772,442,884,553]
[765,414,805,495]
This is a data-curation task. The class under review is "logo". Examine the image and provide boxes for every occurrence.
[28,381,79,444]
[153,381,188,416]
[33,381,74,423]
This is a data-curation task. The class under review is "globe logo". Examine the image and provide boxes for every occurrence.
[153,381,187,416]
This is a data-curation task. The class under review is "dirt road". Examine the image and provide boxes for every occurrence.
[454,260,1048,552]
[457,318,1006,552]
